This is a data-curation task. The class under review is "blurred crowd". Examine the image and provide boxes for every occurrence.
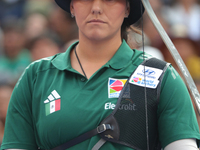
[0,0,200,146]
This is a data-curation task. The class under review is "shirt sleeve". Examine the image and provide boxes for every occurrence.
[1,64,38,150]
[158,65,200,148]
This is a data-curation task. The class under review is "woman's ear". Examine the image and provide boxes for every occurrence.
[70,1,75,16]
[125,1,130,18]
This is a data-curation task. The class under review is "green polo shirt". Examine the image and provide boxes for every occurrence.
[1,41,200,150]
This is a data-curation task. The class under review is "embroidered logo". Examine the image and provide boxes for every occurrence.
[129,65,163,89]
[108,78,127,98]
[44,90,61,116]
[105,101,136,111]
[105,134,114,139]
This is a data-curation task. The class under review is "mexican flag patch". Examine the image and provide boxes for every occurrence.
[44,90,61,116]
[45,99,61,116]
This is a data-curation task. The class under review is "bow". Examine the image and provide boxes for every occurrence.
[141,0,200,114]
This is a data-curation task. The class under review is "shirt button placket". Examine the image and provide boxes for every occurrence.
[81,77,86,82]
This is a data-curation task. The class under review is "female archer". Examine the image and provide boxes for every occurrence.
[1,0,200,149]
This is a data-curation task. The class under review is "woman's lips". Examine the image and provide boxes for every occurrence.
[88,19,106,23]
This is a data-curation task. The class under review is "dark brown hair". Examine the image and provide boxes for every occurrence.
[121,20,142,42]
[121,0,142,42]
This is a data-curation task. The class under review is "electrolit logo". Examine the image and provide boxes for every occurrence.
[104,102,136,111]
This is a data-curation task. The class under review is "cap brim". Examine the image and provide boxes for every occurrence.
[55,0,145,24]
[55,0,71,13]
[127,0,145,24]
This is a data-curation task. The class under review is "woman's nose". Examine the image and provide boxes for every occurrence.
[91,0,103,15]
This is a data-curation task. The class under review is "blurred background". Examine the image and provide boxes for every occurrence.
[0,0,200,146]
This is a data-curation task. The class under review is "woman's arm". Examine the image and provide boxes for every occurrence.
[158,65,200,148]
[164,139,198,150]
[1,63,38,150]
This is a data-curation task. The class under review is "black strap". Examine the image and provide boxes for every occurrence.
[51,124,112,150]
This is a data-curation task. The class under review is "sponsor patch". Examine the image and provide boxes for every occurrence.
[104,101,136,111]
[129,65,163,89]
[45,90,61,116]
[108,78,127,98]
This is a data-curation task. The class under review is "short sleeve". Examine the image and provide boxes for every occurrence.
[158,65,200,148]
[1,64,38,150]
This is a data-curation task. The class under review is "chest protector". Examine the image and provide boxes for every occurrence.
[51,57,169,150]
[99,57,169,150]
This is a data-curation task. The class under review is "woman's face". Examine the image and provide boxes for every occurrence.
[71,0,128,42]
